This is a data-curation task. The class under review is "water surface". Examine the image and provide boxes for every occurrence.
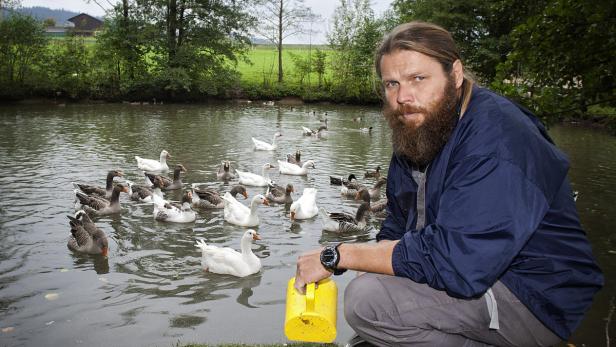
[0,103,613,346]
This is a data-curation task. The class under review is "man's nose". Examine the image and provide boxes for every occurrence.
[396,83,415,104]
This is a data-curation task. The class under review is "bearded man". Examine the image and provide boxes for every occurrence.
[294,21,603,346]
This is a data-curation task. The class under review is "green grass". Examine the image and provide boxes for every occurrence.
[237,44,334,90]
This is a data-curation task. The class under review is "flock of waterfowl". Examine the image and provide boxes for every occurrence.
[68,120,387,278]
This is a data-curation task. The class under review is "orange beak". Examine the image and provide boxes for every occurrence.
[253,233,261,241]
[290,211,296,221]
[242,192,248,199]
[262,198,270,206]
[101,246,108,257]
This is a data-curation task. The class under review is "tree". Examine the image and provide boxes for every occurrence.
[0,13,47,87]
[42,17,55,27]
[94,0,256,100]
[391,0,548,84]
[0,0,21,21]
[254,0,320,82]
[313,48,326,88]
[493,0,616,118]
[329,0,383,100]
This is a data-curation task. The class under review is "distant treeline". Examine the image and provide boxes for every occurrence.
[0,0,614,129]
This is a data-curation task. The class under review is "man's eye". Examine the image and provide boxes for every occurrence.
[414,76,425,82]
[384,81,398,88]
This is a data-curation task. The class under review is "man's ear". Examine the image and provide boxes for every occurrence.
[452,59,464,89]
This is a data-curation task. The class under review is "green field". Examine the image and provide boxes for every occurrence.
[237,44,333,89]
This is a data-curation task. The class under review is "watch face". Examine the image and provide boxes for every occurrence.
[320,246,338,268]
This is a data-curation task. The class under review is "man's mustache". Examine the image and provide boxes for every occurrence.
[393,104,429,117]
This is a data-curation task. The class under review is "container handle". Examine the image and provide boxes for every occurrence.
[306,282,315,312]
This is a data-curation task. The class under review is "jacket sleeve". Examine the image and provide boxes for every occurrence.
[392,154,554,298]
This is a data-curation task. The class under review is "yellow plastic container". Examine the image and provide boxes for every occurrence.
[284,277,338,343]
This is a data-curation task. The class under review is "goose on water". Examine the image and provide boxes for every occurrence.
[278,159,315,176]
[266,183,294,204]
[195,229,262,277]
[217,160,237,181]
[356,188,388,218]
[73,169,124,199]
[153,190,197,223]
[341,177,386,199]
[319,202,371,233]
[192,184,248,209]
[252,132,282,151]
[144,164,187,190]
[126,178,164,204]
[236,163,275,187]
[330,173,357,186]
[223,193,269,227]
[135,150,171,172]
[75,184,129,216]
[289,188,318,220]
[364,166,381,179]
[67,212,109,256]
[286,150,302,166]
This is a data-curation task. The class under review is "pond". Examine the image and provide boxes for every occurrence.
[0,102,613,346]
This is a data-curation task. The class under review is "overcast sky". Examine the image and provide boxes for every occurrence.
[19,0,394,44]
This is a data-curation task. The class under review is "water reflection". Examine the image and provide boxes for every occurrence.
[0,104,613,346]
[70,253,110,274]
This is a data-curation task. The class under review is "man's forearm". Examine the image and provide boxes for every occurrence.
[337,240,399,275]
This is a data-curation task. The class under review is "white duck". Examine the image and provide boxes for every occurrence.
[252,132,282,151]
[153,190,197,223]
[195,229,262,277]
[277,159,315,176]
[289,188,318,220]
[236,163,275,187]
[135,150,171,172]
[301,126,315,136]
[223,193,269,227]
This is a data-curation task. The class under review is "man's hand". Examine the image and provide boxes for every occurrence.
[294,248,332,294]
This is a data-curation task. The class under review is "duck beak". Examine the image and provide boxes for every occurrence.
[242,191,248,199]
[253,233,261,241]
[101,246,108,257]
[262,198,270,206]
[290,211,296,220]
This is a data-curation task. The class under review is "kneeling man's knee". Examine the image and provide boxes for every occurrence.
[344,274,385,330]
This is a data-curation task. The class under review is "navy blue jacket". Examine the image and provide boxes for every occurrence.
[378,86,603,339]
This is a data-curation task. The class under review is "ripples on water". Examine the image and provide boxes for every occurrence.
[0,104,614,346]
[0,103,391,346]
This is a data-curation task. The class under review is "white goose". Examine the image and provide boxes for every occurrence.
[289,188,318,220]
[277,159,315,176]
[236,163,275,187]
[153,190,197,223]
[301,126,315,136]
[195,229,262,277]
[135,150,171,172]
[223,193,269,227]
[252,132,282,151]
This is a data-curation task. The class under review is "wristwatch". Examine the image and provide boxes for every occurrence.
[320,243,347,275]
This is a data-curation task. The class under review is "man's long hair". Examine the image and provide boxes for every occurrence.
[375,21,474,114]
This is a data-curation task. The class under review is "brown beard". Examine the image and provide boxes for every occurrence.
[383,76,459,168]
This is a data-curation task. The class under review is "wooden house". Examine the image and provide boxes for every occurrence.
[67,13,102,36]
